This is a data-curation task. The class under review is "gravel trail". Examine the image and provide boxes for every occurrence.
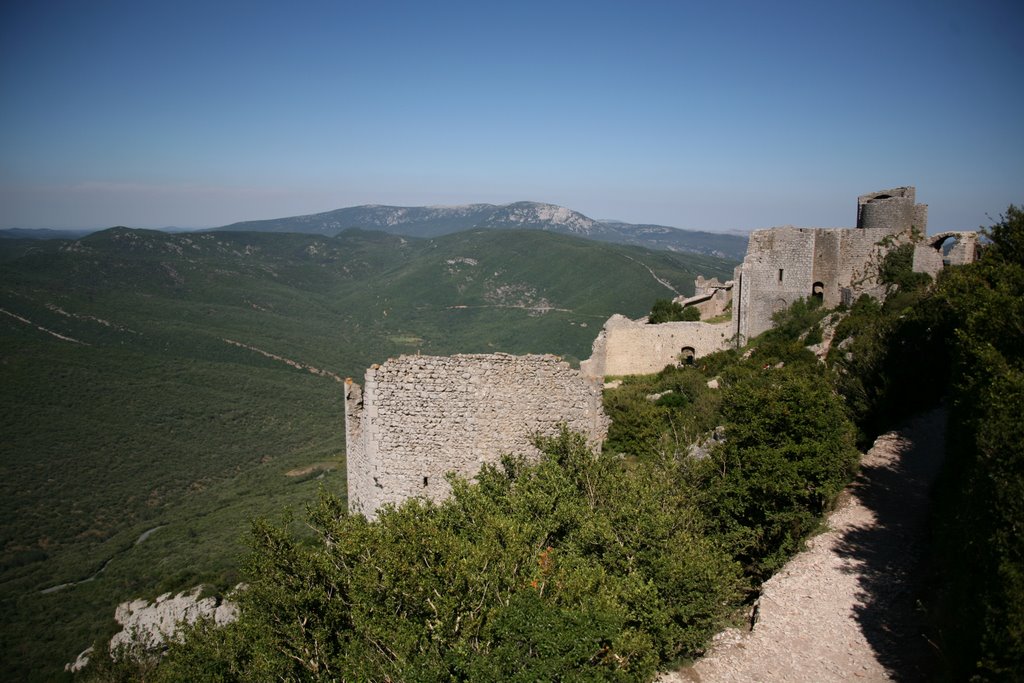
[662,408,946,682]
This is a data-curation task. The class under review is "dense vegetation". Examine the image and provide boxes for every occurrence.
[0,227,734,681]
[824,211,1024,678]
[130,211,1024,680]
[703,218,1024,679]
[96,296,861,681]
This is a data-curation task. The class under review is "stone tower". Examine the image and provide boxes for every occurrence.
[856,186,928,235]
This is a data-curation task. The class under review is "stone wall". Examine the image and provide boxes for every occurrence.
[581,314,734,377]
[735,186,934,343]
[345,353,607,518]
[735,226,910,342]
[679,276,732,319]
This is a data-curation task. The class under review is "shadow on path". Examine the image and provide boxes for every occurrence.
[833,408,947,681]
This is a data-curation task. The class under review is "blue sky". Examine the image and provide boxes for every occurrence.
[1,0,1021,232]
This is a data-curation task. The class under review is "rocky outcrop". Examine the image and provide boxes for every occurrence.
[108,585,239,656]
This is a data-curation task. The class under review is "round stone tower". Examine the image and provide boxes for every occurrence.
[856,186,926,236]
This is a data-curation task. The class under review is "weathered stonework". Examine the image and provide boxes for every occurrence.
[677,276,732,319]
[733,225,911,342]
[913,231,980,278]
[733,186,941,343]
[345,353,607,518]
[580,314,733,377]
[343,186,977,516]
[582,186,978,372]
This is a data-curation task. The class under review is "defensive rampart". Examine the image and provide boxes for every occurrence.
[345,353,607,518]
[734,226,907,342]
[734,186,936,342]
[581,314,733,377]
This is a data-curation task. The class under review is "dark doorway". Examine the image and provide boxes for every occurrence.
[680,346,695,365]
[812,281,824,303]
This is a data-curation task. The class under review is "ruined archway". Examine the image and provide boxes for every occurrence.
[812,281,824,303]
[928,231,979,267]
[680,346,695,365]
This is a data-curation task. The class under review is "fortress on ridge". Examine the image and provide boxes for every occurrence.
[582,186,978,376]
[345,187,978,517]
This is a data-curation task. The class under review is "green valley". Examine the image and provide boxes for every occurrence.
[0,227,735,680]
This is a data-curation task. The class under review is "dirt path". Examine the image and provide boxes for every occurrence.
[662,408,947,682]
[620,254,680,295]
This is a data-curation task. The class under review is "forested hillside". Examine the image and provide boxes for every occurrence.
[216,201,750,260]
[0,227,733,681]
[87,208,1023,681]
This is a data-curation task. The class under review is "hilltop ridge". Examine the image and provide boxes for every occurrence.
[215,201,749,260]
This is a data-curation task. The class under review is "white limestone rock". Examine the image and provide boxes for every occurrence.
[109,585,240,656]
[64,646,93,673]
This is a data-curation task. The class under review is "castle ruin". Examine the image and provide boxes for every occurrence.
[345,186,978,516]
[344,353,607,518]
[582,186,978,375]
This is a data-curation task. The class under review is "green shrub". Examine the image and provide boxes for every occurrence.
[927,206,1024,680]
[159,432,742,681]
[879,243,931,293]
[648,299,699,324]
[699,365,859,581]
[648,299,683,324]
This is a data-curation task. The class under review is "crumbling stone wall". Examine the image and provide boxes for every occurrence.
[735,226,915,342]
[734,186,934,343]
[913,231,980,278]
[678,276,732,319]
[581,314,734,377]
[345,353,607,518]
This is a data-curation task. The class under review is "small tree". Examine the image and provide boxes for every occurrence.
[649,299,683,324]
[649,299,699,323]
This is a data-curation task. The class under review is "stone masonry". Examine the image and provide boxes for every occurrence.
[581,186,977,373]
[345,353,607,518]
[733,186,942,343]
[581,314,733,377]
[343,186,977,516]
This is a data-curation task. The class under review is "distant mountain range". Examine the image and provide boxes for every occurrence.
[215,201,749,261]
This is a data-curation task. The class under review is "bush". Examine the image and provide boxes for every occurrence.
[648,299,699,324]
[879,243,931,293]
[159,432,742,681]
[927,205,1024,679]
[699,365,859,581]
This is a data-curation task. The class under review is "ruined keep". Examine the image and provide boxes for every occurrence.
[582,186,978,372]
[345,353,607,518]
[733,187,929,342]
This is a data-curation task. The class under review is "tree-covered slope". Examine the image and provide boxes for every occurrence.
[216,201,750,260]
[0,226,735,680]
